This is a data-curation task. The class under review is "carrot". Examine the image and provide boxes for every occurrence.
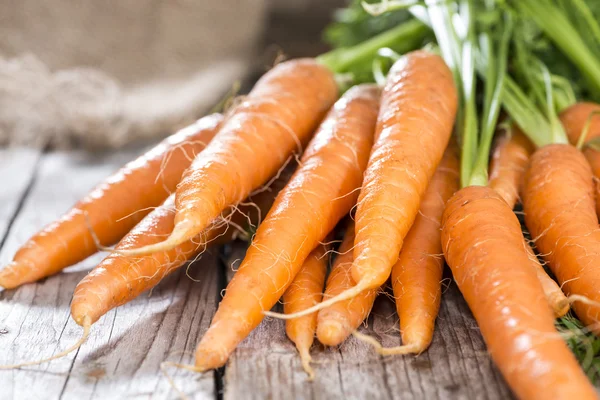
[488,127,569,318]
[0,114,223,289]
[71,162,295,327]
[283,243,328,379]
[192,84,380,371]
[316,222,377,347]
[442,185,596,400]
[0,165,293,370]
[488,126,534,207]
[523,144,600,332]
[120,59,339,256]
[382,143,459,355]
[560,102,600,216]
[272,50,458,319]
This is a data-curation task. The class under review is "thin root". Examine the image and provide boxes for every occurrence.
[351,331,420,356]
[113,221,196,256]
[263,283,368,320]
[160,361,207,400]
[0,317,92,370]
[298,347,315,381]
[566,294,600,308]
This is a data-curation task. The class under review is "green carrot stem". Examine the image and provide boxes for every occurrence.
[317,19,429,73]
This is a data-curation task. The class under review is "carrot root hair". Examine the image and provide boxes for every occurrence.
[160,361,207,400]
[0,316,92,370]
[112,221,196,256]
[351,331,420,356]
[263,283,369,320]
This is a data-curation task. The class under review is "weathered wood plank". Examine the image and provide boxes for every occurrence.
[0,149,221,400]
[0,146,44,245]
[222,242,513,400]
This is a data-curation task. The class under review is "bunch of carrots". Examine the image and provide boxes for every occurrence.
[3,0,600,398]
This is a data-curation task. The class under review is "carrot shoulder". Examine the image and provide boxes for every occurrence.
[523,144,600,331]
[283,244,328,379]
[443,186,596,400]
[560,102,600,217]
[123,59,339,256]
[0,114,223,289]
[194,84,380,371]
[488,127,569,318]
[316,222,377,347]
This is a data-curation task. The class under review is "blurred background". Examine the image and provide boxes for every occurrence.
[0,0,344,150]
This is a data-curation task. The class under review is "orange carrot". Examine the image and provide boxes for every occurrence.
[523,144,600,331]
[385,143,459,354]
[488,126,534,207]
[193,84,380,371]
[71,177,285,327]
[283,244,328,379]
[0,165,293,371]
[560,102,600,216]
[273,50,458,318]
[442,185,596,400]
[316,222,377,347]
[121,59,339,256]
[488,127,569,318]
[0,114,223,289]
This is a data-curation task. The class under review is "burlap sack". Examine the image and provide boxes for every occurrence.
[0,0,267,149]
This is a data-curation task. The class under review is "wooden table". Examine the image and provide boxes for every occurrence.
[0,146,513,399]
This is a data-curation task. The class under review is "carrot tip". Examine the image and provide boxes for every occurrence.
[316,319,349,347]
[297,347,315,380]
[351,331,420,356]
[264,283,368,320]
[113,220,197,256]
[0,316,91,370]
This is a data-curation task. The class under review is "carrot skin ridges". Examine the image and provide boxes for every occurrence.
[392,143,459,352]
[0,114,223,289]
[317,222,377,347]
[442,186,596,400]
[488,127,534,207]
[194,84,380,371]
[70,169,290,326]
[560,102,600,216]
[352,50,457,288]
[283,244,328,378]
[487,127,569,317]
[136,59,339,254]
[523,144,600,330]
